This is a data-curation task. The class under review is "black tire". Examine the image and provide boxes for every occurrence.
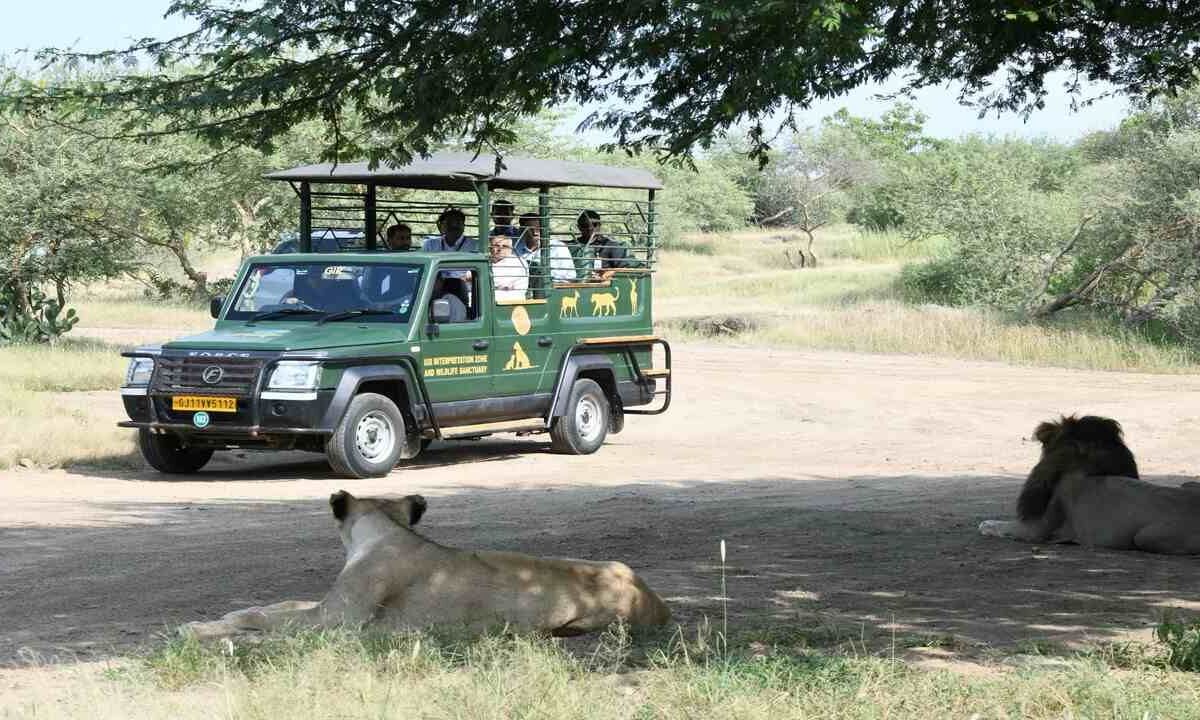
[550,378,610,455]
[326,392,405,478]
[138,430,214,474]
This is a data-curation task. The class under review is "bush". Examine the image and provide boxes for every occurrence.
[1157,617,1200,672]
[899,256,966,305]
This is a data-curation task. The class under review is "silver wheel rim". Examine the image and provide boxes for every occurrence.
[354,411,395,463]
[575,395,604,444]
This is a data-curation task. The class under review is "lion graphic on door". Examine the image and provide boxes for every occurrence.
[590,285,620,317]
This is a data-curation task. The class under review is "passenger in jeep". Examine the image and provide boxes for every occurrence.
[422,208,476,253]
[568,210,633,281]
[383,223,413,251]
[490,233,529,302]
[431,273,469,323]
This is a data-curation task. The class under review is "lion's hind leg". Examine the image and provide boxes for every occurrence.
[1132,525,1200,555]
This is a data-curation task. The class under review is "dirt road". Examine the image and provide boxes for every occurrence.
[2,343,1198,664]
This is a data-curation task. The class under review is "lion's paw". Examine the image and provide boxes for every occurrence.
[179,620,235,641]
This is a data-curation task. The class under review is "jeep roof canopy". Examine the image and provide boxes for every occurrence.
[265,152,663,191]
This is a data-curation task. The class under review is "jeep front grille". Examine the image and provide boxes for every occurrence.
[151,356,264,396]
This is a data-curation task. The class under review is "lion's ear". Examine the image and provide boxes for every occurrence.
[1033,421,1062,446]
[1098,416,1124,440]
[330,490,353,521]
[381,495,427,527]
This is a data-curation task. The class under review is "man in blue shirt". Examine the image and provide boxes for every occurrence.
[422,208,478,252]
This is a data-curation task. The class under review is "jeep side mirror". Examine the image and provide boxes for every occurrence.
[430,298,452,324]
[210,296,225,319]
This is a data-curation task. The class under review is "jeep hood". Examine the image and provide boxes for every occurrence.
[163,324,410,352]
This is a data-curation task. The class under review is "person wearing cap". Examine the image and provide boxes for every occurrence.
[490,199,522,239]
[515,212,576,283]
[567,209,634,281]
[422,207,478,252]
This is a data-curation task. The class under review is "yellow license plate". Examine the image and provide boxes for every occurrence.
[172,396,237,412]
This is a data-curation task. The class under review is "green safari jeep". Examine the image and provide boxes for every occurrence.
[119,153,672,478]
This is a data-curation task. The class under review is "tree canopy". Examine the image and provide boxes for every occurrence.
[4,1,1199,165]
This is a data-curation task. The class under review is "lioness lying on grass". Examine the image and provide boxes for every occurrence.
[185,491,671,639]
[979,415,1200,554]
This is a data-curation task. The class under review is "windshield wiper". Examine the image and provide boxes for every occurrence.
[316,308,396,325]
[247,307,323,323]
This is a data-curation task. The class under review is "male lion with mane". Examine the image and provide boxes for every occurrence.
[979,415,1200,554]
[184,491,671,639]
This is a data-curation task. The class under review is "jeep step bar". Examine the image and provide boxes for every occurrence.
[439,418,546,439]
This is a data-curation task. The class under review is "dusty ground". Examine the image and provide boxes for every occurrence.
[2,341,1199,666]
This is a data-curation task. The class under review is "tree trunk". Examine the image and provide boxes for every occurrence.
[1030,243,1140,318]
[168,242,208,295]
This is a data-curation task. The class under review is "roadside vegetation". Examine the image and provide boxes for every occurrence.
[657,226,1199,373]
[8,622,1200,720]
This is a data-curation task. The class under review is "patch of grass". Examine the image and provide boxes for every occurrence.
[663,301,1198,373]
[657,227,1200,373]
[71,292,210,331]
[1158,617,1200,672]
[0,339,126,392]
[10,629,1200,720]
[0,340,136,469]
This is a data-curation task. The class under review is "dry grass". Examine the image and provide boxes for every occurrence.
[6,629,1200,720]
[657,226,1200,373]
[0,340,136,469]
[72,282,211,331]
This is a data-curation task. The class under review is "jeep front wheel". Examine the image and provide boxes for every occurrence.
[138,430,214,474]
[326,392,405,478]
[550,378,610,455]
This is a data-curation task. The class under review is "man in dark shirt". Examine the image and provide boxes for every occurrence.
[567,209,634,281]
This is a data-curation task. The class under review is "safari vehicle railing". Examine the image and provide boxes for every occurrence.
[263,153,661,289]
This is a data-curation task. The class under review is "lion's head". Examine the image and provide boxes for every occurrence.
[329,490,427,547]
[1018,415,1140,521]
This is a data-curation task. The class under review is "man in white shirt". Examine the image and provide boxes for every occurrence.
[422,208,478,253]
[515,212,576,283]
[489,233,528,302]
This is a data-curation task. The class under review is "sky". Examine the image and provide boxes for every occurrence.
[1,0,1130,143]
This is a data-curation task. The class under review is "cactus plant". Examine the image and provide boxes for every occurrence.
[0,280,79,344]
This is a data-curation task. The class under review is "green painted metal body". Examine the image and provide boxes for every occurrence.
[163,251,654,410]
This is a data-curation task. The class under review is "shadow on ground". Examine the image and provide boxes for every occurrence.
[3,473,1198,665]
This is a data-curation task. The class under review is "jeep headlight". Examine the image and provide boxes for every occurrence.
[124,357,155,387]
[268,361,321,390]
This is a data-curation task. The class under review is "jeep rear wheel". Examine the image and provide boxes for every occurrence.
[326,392,405,478]
[138,430,214,474]
[550,379,610,455]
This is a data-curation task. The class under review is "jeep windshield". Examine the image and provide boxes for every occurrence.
[226,261,423,324]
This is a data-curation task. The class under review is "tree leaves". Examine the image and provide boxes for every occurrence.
[5,1,1196,165]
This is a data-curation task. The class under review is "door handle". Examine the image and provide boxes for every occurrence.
[537,336,553,348]
[473,340,489,350]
